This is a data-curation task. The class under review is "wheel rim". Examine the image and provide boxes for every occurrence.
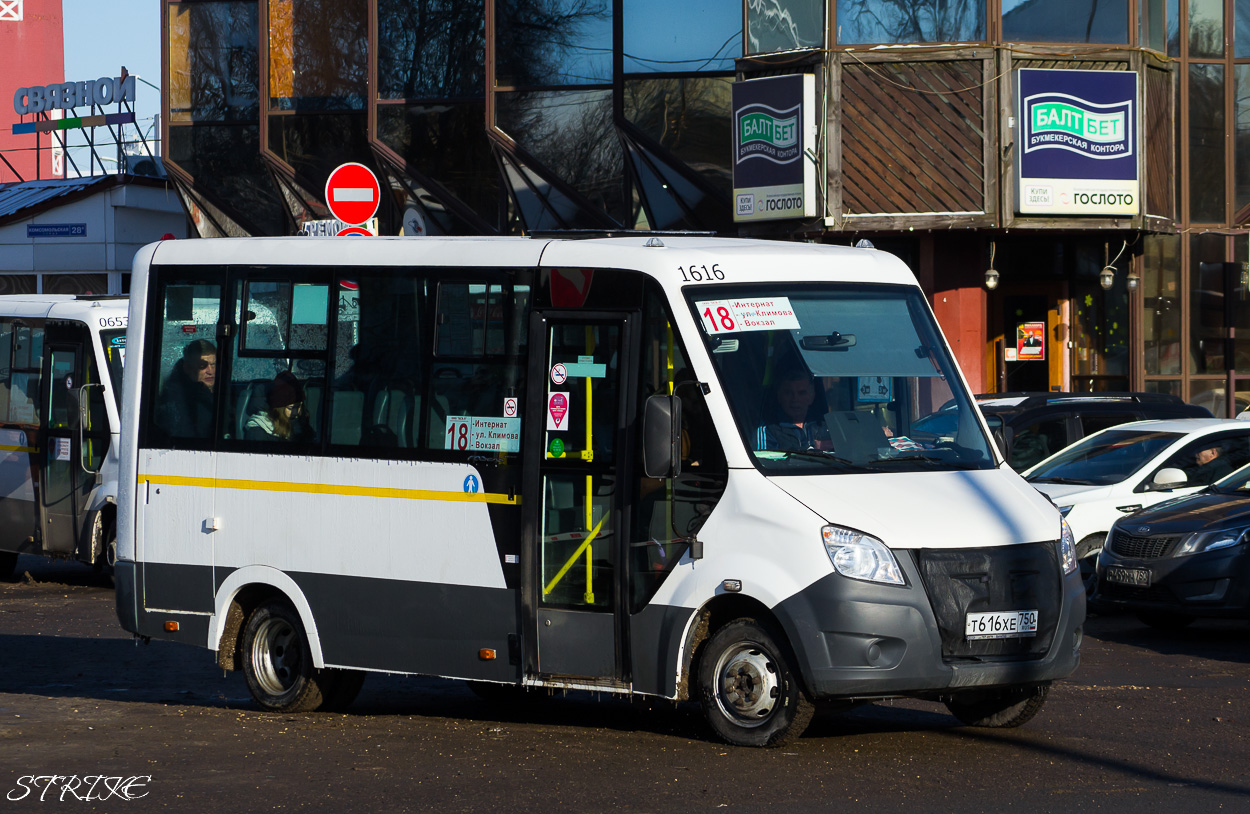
[251,616,301,697]
[712,642,781,728]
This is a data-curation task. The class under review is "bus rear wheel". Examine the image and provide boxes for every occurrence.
[697,619,814,747]
[945,682,1050,728]
[241,599,335,713]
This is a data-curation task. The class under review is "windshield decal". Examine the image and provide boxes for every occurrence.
[697,297,800,335]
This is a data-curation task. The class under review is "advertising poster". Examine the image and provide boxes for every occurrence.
[1017,322,1045,360]
[731,74,817,223]
[1015,68,1139,217]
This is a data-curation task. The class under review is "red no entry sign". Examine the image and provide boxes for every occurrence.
[324,162,380,226]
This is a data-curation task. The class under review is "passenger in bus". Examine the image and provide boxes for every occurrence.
[245,371,313,442]
[156,339,217,438]
[755,368,832,452]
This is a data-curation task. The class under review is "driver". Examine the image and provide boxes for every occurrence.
[755,368,832,452]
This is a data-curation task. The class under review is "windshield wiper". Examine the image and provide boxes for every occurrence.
[775,449,873,472]
[869,454,982,470]
[1029,476,1096,485]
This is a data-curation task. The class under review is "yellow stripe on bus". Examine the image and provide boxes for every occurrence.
[0,445,38,454]
[138,474,519,505]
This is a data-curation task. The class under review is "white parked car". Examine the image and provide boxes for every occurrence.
[1025,419,1250,596]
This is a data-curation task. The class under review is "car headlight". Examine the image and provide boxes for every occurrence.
[822,525,905,585]
[1058,517,1078,575]
[1175,527,1250,557]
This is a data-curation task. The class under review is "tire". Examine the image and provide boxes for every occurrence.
[1076,534,1105,600]
[240,599,335,713]
[0,551,16,581]
[1136,611,1195,630]
[697,618,814,747]
[945,682,1050,728]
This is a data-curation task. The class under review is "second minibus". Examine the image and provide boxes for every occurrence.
[115,236,1084,746]
[0,295,126,580]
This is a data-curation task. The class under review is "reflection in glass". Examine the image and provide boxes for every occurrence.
[625,78,733,198]
[836,0,984,44]
[377,103,501,228]
[623,0,740,72]
[377,0,484,99]
[168,2,259,123]
[1071,243,1129,387]
[169,124,286,236]
[1239,1,1250,57]
[1166,0,1179,55]
[1189,233,1227,376]
[1237,66,1250,213]
[1141,0,1164,51]
[1143,234,1181,377]
[621,132,728,231]
[1189,64,1226,223]
[496,0,612,86]
[268,0,367,111]
[267,112,371,199]
[1002,0,1128,43]
[748,0,823,53]
[495,91,625,223]
[1189,0,1224,57]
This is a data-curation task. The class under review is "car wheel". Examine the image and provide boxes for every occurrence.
[698,618,814,747]
[1136,611,1195,630]
[1076,534,1105,599]
[945,683,1050,728]
[241,599,334,713]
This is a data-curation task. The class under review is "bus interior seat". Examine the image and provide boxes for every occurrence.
[233,380,270,440]
[368,382,420,447]
[330,390,365,446]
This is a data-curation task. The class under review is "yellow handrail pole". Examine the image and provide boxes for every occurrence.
[543,516,606,596]
[583,325,595,601]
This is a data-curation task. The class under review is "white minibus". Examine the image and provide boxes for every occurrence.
[115,236,1084,746]
[0,295,127,580]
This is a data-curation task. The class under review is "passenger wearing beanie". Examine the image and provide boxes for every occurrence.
[245,371,311,441]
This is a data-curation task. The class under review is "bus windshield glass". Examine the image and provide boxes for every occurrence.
[688,284,994,474]
[101,329,126,401]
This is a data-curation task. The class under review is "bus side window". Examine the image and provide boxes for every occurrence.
[330,273,424,449]
[3,320,43,426]
[151,281,222,444]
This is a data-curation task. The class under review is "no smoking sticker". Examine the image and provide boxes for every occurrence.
[551,363,567,385]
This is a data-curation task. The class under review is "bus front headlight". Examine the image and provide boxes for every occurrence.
[822,525,905,586]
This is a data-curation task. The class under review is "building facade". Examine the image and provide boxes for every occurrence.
[158,0,1250,413]
[0,0,66,183]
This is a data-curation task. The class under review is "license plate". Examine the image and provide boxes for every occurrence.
[965,610,1038,640]
[1106,566,1151,587]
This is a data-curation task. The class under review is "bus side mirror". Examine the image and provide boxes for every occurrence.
[643,394,682,479]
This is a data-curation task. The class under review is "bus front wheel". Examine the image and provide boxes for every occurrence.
[697,619,814,747]
[241,599,335,713]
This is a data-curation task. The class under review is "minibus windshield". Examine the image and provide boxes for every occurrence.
[101,329,125,401]
[688,284,994,474]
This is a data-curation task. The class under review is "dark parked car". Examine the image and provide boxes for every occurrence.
[975,393,1213,471]
[1093,461,1250,628]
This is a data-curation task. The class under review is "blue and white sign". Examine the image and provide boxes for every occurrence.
[1015,68,1139,216]
[27,223,86,238]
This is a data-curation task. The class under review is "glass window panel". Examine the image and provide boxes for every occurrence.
[1143,234,1181,376]
[836,0,985,44]
[495,90,626,221]
[268,0,367,111]
[1142,0,1165,51]
[154,283,222,442]
[377,103,501,229]
[749,0,824,53]
[1190,0,1225,57]
[1002,0,1128,43]
[1190,233,1228,376]
[1189,64,1226,223]
[42,274,108,296]
[1237,65,1250,212]
[624,77,733,198]
[378,0,484,99]
[266,112,370,195]
[496,0,612,86]
[1071,243,1130,385]
[168,123,287,237]
[1167,0,1180,55]
[1236,234,1250,376]
[623,0,740,73]
[168,2,259,123]
[1238,0,1250,56]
